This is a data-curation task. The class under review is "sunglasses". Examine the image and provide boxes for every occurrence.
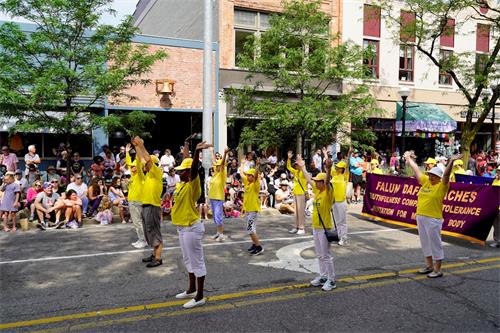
[51,180,58,183]
[76,177,82,180]
[35,184,41,187]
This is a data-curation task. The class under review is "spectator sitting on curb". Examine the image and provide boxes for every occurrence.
[64,189,83,229]
[66,174,89,217]
[35,182,64,230]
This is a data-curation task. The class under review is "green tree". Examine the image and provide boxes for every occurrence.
[378,0,499,160]
[226,0,379,154]
[0,0,166,150]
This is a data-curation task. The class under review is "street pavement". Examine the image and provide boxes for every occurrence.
[0,204,499,332]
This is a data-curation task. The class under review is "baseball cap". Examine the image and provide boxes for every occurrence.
[15,169,22,174]
[424,158,437,165]
[453,160,464,166]
[175,158,193,170]
[245,168,256,176]
[42,182,53,189]
[312,173,326,181]
[427,167,444,178]
[336,161,347,169]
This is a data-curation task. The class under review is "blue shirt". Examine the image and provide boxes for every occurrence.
[350,156,363,176]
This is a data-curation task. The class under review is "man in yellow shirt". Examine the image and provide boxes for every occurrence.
[297,154,336,291]
[208,147,229,241]
[240,157,264,255]
[286,151,308,235]
[125,144,146,249]
[450,159,467,182]
[171,141,212,309]
[405,151,462,278]
[330,159,350,246]
[132,136,164,268]
[423,157,437,171]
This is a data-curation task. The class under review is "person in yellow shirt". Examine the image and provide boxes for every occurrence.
[330,159,349,246]
[125,143,146,249]
[240,157,264,255]
[131,137,164,268]
[450,159,467,182]
[172,141,212,309]
[423,157,437,171]
[297,154,336,291]
[490,166,500,248]
[405,151,462,278]
[369,159,384,175]
[208,147,229,241]
[286,151,308,235]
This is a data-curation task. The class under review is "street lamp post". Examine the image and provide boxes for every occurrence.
[398,87,411,167]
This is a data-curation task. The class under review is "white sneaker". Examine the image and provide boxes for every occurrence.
[132,241,147,249]
[310,276,327,287]
[489,242,500,248]
[321,279,337,291]
[175,291,197,299]
[288,228,298,234]
[338,236,347,246]
[218,234,226,242]
[212,233,220,240]
[296,229,306,235]
[183,298,206,309]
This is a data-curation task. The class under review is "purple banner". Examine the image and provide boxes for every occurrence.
[362,173,500,245]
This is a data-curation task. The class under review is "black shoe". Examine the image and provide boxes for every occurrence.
[251,246,264,256]
[142,254,154,263]
[247,244,256,252]
[146,258,163,268]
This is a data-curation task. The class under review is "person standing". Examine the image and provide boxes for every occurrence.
[405,151,461,278]
[0,146,18,172]
[297,155,336,291]
[312,149,323,172]
[125,144,147,249]
[349,150,363,203]
[132,137,164,268]
[209,147,229,241]
[240,158,264,255]
[286,151,307,235]
[331,158,350,246]
[423,158,437,171]
[172,141,212,309]
[160,149,175,173]
[450,159,466,182]
[24,145,41,175]
[0,172,21,232]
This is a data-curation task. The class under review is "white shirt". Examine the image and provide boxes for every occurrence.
[268,155,277,164]
[160,154,175,172]
[313,154,322,171]
[66,182,88,198]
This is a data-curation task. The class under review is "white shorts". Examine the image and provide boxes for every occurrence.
[245,212,258,234]
[177,221,206,277]
[416,215,444,261]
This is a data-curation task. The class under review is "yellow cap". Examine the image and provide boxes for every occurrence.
[453,159,464,166]
[370,159,379,166]
[175,158,193,170]
[245,168,256,176]
[424,158,437,165]
[335,161,347,169]
[312,173,326,181]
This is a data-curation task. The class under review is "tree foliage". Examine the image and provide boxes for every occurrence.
[377,0,499,158]
[225,0,379,153]
[0,0,166,141]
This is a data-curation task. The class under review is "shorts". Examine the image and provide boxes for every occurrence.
[245,211,258,234]
[351,174,363,187]
[141,205,162,247]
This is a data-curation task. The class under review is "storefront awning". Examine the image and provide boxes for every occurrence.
[396,102,457,133]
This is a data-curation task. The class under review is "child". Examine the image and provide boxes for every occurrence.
[0,173,21,232]
[239,158,264,255]
[95,195,113,225]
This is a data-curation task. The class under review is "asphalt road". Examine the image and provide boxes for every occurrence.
[0,205,499,333]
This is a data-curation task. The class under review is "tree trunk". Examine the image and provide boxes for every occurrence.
[460,127,476,167]
[296,131,302,156]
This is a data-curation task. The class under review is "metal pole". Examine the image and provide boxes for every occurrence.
[401,96,407,168]
[202,0,213,170]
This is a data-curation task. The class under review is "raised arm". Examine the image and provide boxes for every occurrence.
[190,141,213,181]
[255,158,261,179]
[403,151,423,182]
[239,157,246,175]
[221,147,230,167]
[209,147,217,165]
[131,136,152,172]
[443,154,463,186]
[183,133,197,159]
[296,154,313,187]
[286,151,295,173]
[324,158,332,185]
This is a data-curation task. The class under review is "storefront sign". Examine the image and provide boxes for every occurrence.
[460,110,500,119]
[362,174,500,245]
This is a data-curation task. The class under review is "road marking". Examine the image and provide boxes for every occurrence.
[1,257,498,331]
[0,227,412,265]
[251,240,317,273]
[29,263,500,333]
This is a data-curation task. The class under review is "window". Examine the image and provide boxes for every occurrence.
[400,11,416,43]
[234,9,271,67]
[475,53,489,76]
[363,5,381,38]
[399,44,414,82]
[440,19,455,48]
[439,49,453,85]
[363,39,379,79]
[476,24,490,52]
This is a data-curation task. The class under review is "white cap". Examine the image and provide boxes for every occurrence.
[427,166,444,178]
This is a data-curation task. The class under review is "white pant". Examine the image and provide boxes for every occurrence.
[177,221,207,277]
[129,201,145,242]
[416,215,444,260]
[332,201,348,239]
[313,228,335,281]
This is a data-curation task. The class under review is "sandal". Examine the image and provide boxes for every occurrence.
[427,271,443,278]
[417,267,433,274]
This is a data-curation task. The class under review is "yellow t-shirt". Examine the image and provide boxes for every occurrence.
[140,163,163,206]
[450,168,466,182]
[371,167,383,175]
[311,183,334,229]
[242,174,261,212]
[171,176,201,227]
[330,167,349,203]
[125,153,144,203]
[493,179,500,186]
[208,168,227,201]
[286,160,307,195]
[416,175,450,219]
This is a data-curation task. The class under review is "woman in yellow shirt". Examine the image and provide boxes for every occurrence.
[405,152,462,278]
[286,151,308,235]
[208,147,229,241]
[450,159,466,182]
[297,154,337,291]
[172,141,212,309]
[330,160,350,246]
